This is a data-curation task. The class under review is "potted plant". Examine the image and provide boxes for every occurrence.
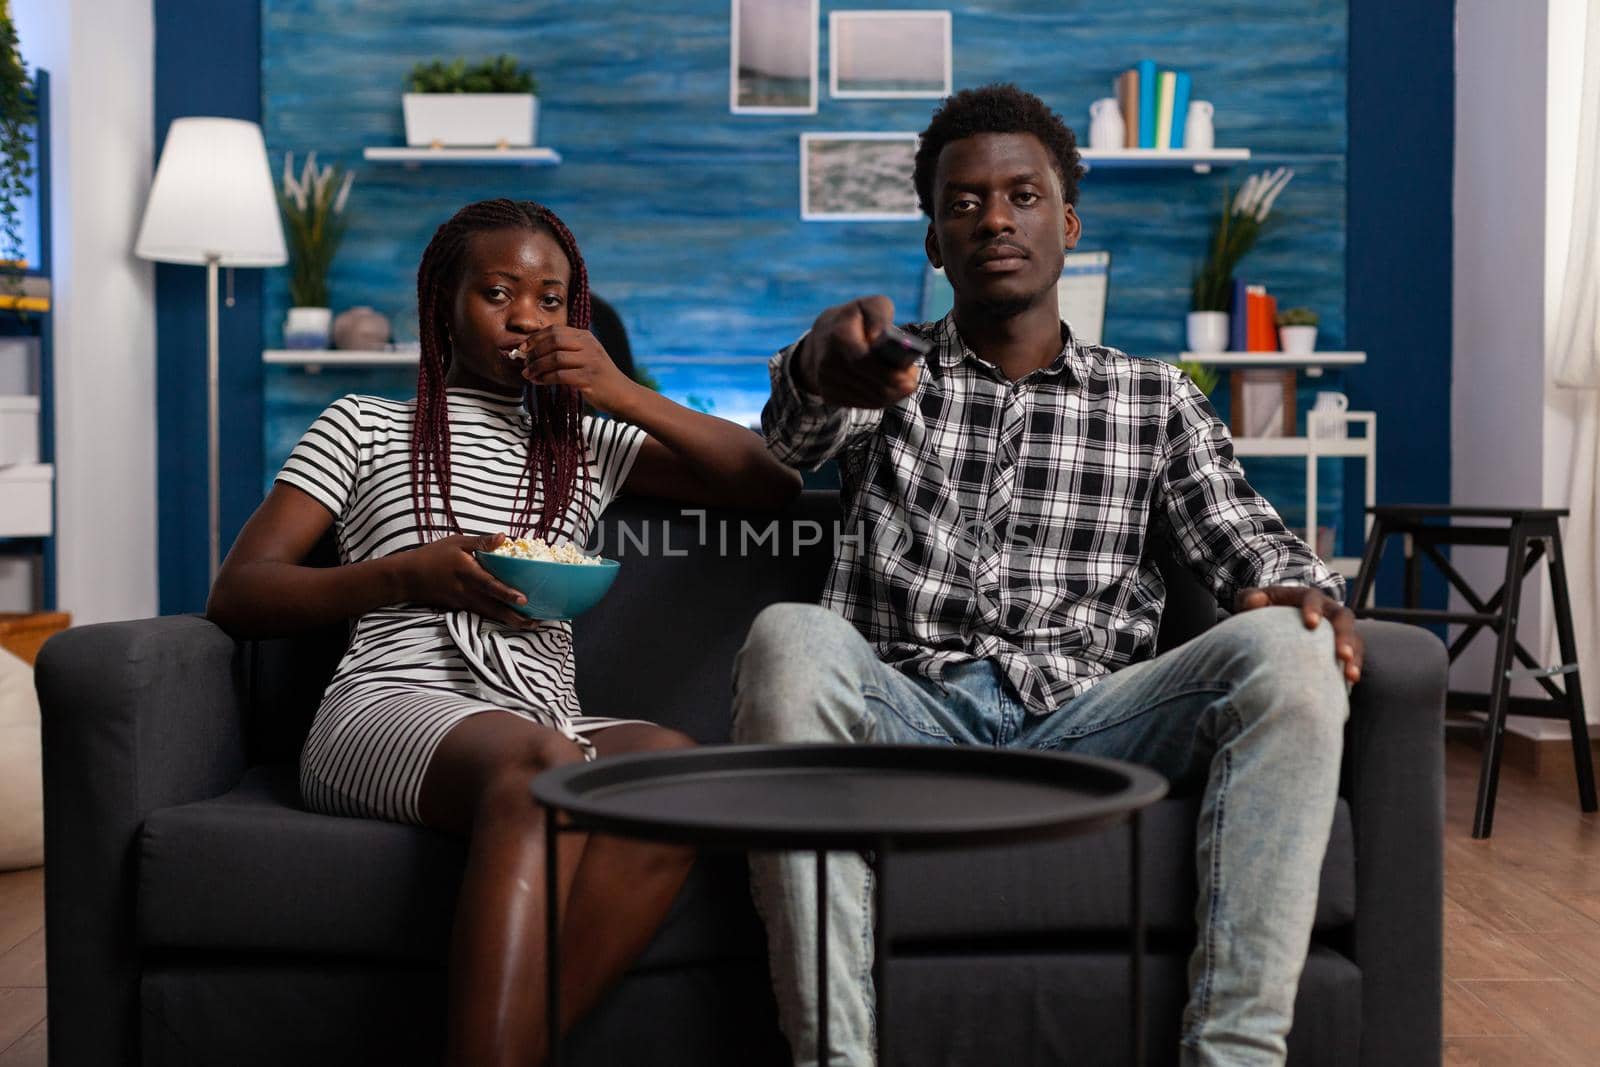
[0,2,35,289]
[1188,167,1294,353]
[278,152,354,349]
[1174,359,1220,397]
[403,55,539,148]
[1277,306,1319,354]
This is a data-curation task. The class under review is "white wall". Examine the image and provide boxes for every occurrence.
[1453,0,1598,731]
[14,0,158,624]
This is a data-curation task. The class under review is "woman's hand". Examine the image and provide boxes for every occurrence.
[398,532,537,628]
[520,325,641,414]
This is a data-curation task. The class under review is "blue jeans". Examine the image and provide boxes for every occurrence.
[731,604,1349,1067]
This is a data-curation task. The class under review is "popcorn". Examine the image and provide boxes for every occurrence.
[490,535,601,565]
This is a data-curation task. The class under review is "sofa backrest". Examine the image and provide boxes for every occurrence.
[242,490,1218,761]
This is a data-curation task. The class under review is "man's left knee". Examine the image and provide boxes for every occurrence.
[1228,607,1350,728]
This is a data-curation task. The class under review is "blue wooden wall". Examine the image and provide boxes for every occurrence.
[261,0,1351,514]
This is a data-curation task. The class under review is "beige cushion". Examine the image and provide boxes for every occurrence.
[0,645,42,870]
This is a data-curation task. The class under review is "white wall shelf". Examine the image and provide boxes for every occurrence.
[362,146,562,167]
[1079,147,1250,174]
[1175,351,1364,378]
[265,349,419,373]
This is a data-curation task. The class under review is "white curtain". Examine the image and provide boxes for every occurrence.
[1549,0,1600,722]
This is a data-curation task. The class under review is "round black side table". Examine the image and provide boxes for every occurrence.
[534,743,1168,1066]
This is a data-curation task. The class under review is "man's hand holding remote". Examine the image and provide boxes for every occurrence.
[792,295,924,409]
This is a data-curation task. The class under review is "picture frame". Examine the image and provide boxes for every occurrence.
[730,0,819,114]
[829,10,952,99]
[799,132,922,221]
[1230,369,1298,438]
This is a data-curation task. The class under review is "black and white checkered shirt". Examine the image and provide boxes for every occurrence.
[763,313,1343,714]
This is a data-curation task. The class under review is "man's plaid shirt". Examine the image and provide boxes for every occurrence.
[763,313,1343,714]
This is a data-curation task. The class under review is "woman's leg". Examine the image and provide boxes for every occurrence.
[416,711,694,1067]
[556,724,698,1025]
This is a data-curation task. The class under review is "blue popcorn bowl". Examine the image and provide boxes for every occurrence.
[474,551,621,620]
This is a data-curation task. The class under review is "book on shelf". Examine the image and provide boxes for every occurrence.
[1136,59,1157,148]
[1116,69,1139,149]
[1229,278,1250,352]
[1170,71,1192,148]
[1155,71,1176,150]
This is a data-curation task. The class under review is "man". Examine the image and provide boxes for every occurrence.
[733,84,1360,1067]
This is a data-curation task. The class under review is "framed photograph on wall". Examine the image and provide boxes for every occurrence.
[829,10,952,99]
[730,0,819,114]
[800,132,921,221]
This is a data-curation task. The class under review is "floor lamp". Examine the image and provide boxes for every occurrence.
[135,118,286,582]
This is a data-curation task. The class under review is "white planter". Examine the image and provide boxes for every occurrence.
[403,93,539,147]
[284,306,333,350]
[0,395,40,466]
[1186,311,1229,354]
[1280,325,1318,354]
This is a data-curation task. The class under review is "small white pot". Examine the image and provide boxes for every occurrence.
[403,93,538,147]
[1186,311,1229,354]
[1280,325,1318,354]
[285,306,333,350]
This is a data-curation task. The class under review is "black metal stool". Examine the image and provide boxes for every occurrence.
[1347,505,1597,838]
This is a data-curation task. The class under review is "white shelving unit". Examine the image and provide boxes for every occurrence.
[1232,413,1376,578]
[362,146,562,167]
[1177,351,1365,378]
[1079,147,1251,174]
[264,348,418,373]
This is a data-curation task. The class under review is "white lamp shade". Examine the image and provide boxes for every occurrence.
[135,117,287,267]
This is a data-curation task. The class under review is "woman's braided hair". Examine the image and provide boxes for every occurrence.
[411,199,591,543]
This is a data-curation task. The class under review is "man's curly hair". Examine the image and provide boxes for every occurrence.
[913,84,1084,217]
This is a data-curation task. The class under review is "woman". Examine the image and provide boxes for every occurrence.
[207,198,800,1065]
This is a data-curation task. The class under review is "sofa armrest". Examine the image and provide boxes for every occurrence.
[1342,619,1446,1067]
[36,614,248,1067]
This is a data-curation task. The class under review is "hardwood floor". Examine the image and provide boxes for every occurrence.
[0,867,43,1067]
[0,739,1596,1064]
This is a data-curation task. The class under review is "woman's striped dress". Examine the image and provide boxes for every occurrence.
[276,387,646,825]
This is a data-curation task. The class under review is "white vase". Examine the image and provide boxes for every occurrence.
[1280,325,1318,354]
[402,93,538,147]
[1186,311,1229,353]
[284,306,333,350]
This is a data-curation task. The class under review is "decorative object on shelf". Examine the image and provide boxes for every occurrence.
[332,305,391,351]
[1185,310,1228,354]
[730,0,819,114]
[1183,100,1214,151]
[1308,390,1349,440]
[0,3,35,291]
[1088,97,1124,150]
[829,10,951,100]
[1174,359,1220,397]
[278,151,353,350]
[404,55,539,147]
[1231,370,1296,438]
[1190,167,1295,351]
[1277,305,1319,354]
[135,117,286,580]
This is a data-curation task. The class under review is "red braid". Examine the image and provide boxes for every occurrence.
[411,199,593,544]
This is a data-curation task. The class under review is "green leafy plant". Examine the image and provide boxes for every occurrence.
[407,55,537,95]
[0,1,36,288]
[1276,306,1319,327]
[1190,167,1295,312]
[1174,359,1220,396]
[278,152,354,308]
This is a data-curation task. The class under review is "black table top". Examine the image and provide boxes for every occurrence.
[532,744,1168,850]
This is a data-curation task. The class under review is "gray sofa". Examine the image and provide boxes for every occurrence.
[38,491,1445,1066]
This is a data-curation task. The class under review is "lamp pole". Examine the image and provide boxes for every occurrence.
[206,254,221,581]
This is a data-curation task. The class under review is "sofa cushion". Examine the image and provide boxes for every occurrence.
[138,766,1353,965]
[137,765,766,970]
[888,796,1355,941]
